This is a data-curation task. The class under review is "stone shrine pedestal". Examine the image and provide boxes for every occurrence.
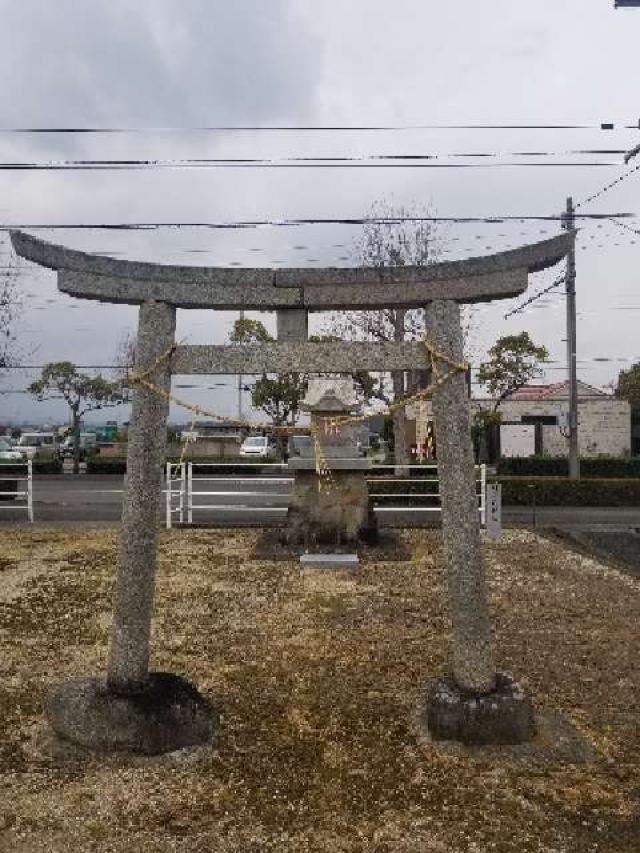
[283,379,378,546]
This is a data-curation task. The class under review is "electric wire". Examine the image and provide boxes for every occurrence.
[576,160,640,208]
[0,122,636,133]
[608,216,640,237]
[0,212,636,231]
[0,152,628,171]
[503,274,566,319]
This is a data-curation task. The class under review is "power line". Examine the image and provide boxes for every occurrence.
[576,160,640,208]
[0,122,636,133]
[0,160,624,172]
[0,213,636,231]
[608,216,640,237]
[503,274,566,318]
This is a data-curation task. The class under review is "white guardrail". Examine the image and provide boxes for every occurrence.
[166,461,487,529]
[0,459,34,522]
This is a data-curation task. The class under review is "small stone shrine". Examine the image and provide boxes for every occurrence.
[284,378,377,546]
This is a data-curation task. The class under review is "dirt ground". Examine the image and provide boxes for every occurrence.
[0,527,638,853]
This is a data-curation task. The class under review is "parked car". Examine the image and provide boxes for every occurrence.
[239,435,278,459]
[16,432,58,459]
[0,439,23,461]
[58,433,98,460]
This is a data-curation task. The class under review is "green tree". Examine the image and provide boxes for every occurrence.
[230,317,273,344]
[477,332,549,412]
[229,318,304,457]
[251,372,308,429]
[229,320,376,447]
[616,362,640,456]
[475,332,548,463]
[616,361,640,404]
[29,362,126,473]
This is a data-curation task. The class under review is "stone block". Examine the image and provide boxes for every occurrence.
[46,673,217,755]
[423,672,536,745]
[299,553,359,570]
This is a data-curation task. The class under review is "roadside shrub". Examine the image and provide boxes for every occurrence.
[497,456,640,478]
[86,456,277,475]
[86,458,127,475]
[366,473,640,506]
[0,459,62,475]
[494,476,640,507]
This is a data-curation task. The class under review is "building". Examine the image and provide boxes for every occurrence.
[410,381,632,459]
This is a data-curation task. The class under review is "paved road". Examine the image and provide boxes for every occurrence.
[1,475,639,528]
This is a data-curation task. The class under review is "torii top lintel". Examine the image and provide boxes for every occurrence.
[10,229,573,310]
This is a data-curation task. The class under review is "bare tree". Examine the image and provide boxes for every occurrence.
[325,199,443,464]
[112,329,137,400]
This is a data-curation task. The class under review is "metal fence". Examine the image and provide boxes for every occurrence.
[0,460,34,522]
[165,461,487,529]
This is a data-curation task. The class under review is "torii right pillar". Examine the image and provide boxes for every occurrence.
[423,299,535,745]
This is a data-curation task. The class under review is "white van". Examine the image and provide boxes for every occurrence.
[239,435,278,459]
[17,432,58,459]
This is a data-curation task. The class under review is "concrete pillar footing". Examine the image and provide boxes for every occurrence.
[45,673,217,755]
[422,672,536,746]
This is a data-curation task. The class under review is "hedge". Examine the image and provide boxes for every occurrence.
[493,476,640,507]
[497,456,640,479]
[367,475,640,506]
[0,459,62,475]
[86,456,274,475]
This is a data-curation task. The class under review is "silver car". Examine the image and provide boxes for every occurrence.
[239,435,278,459]
[0,439,24,461]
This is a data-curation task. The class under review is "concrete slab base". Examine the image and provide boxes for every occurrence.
[417,710,594,764]
[46,672,217,755]
[422,672,536,746]
[300,553,359,570]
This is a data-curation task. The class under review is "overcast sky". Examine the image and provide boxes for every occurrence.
[1,0,639,425]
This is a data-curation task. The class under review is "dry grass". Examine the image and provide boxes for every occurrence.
[0,527,638,852]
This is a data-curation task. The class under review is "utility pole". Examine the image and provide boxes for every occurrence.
[563,197,580,480]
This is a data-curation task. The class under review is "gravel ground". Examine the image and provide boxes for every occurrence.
[0,527,638,853]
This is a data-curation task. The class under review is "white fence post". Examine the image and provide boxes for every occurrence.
[27,459,34,523]
[187,462,193,524]
[165,462,172,529]
[179,463,186,524]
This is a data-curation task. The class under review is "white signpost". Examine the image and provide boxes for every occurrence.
[486,483,502,541]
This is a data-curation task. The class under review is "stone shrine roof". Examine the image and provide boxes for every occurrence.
[302,378,360,413]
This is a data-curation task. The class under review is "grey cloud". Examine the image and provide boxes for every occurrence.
[1,0,323,126]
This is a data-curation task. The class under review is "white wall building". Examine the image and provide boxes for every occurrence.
[410,381,632,459]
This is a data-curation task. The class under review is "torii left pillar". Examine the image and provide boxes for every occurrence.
[46,300,216,754]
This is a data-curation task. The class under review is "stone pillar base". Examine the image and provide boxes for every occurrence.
[423,672,536,745]
[282,505,379,547]
[46,673,217,755]
[282,468,378,547]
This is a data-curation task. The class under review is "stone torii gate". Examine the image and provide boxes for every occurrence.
[12,229,573,752]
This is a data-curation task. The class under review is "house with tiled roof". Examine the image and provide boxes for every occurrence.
[410,380,632,459]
